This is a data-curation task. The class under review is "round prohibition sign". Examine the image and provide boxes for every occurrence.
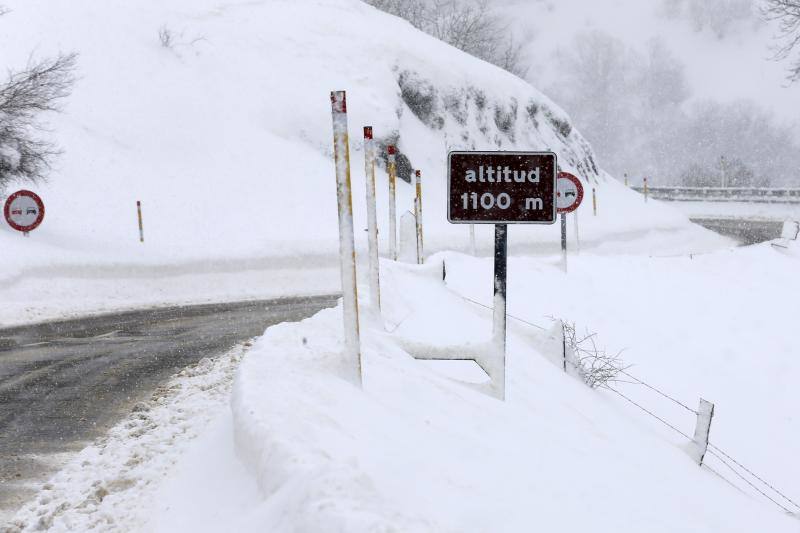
[4,190,45,232]
[556,172,584,214]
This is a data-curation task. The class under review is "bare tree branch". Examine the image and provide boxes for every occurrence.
[0,53,77,189]
[762,0,800,82]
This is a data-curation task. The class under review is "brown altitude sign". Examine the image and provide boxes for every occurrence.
[448,151,557,224]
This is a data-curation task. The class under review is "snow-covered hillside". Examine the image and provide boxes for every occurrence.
[0,0,717,325]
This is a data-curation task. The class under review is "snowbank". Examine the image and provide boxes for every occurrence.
[6,345,248,532]
[229,255,798,532]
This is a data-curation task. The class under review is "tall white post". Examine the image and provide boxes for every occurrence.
[387,145,398,261]
[414,169,424,264]
[363,127,381,311]
[330,91,362,385]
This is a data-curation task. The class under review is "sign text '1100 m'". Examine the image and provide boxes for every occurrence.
[447,151,557,224]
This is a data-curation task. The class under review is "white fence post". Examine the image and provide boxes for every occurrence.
[691,398,714,465]
[330,91,362,386]
[363,127,381,312]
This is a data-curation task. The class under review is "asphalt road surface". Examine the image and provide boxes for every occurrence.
[0,295,339,523]
[691,217,784,245]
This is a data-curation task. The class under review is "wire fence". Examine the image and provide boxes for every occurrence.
[451,288,799,518]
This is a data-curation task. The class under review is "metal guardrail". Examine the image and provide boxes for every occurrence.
[631,186,800,204]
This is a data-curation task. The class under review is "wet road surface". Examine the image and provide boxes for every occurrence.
[0,295,339,522]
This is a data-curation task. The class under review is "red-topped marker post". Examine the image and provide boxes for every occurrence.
[363,126,381,312]
[330,90,362,386]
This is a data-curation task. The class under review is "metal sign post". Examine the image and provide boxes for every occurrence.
[493,223,508,390]
[363,127,381,311]
[556,172,585,273]
[560,212,568,271]
[387,145,398,261]
[448,151,558,399]
[330,90,362,386]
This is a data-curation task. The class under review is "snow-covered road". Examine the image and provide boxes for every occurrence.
[0,295,337,525]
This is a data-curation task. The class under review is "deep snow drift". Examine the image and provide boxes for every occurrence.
[0,0,721,326]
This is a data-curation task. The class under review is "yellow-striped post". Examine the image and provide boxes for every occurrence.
[330,90,362,385]
[387,145,398,260]
[414,169,424,264]
[136,201,144,243]
[644,177,649,203]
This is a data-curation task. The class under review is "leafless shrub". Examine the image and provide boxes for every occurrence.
[0,53,77,189]
[762,0,800,82]
[562,321,629,389]
[158,25,175,48]
[366,0,529,78]
[0,5,10,16]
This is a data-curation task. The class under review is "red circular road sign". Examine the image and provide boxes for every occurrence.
[556,172,584,214]
[4,190,45,232]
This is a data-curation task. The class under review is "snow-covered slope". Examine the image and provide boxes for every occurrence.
[0,0,710,286]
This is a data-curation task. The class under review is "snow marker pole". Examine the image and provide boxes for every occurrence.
[493,224,507,400]
[363,127,381,312]
[387,145,398,261]
[330,91,362,386]
[592,188,597,216]
[644,177,649,203]
[573,209,580,254]
[691,399,715,465]
[624,173,628,187]
[136,201,144,243]
[414,169,424,264]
